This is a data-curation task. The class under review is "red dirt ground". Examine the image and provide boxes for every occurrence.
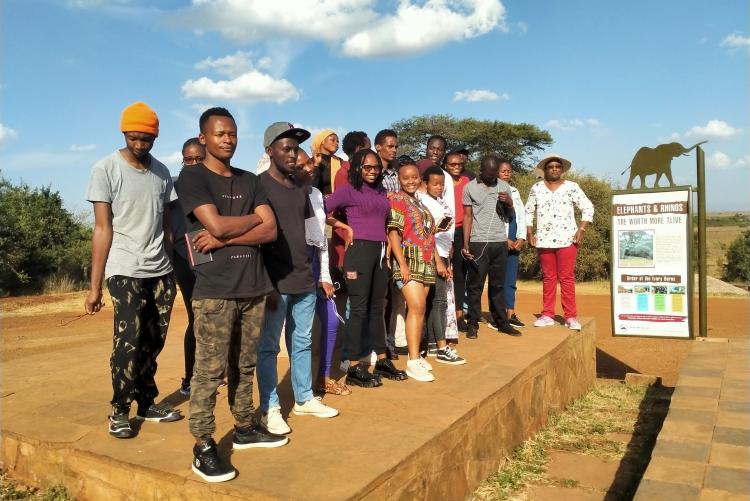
[2,289,747,386]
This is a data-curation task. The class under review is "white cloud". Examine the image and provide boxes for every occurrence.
[172,0,506,58]
[0,123,18,145]
[657,132,682,143]
[706,151,731,170]
[686,119,742,140]
[195,51,258,78]
[161,150,184,169]
[182,71,300,104]
[341,0,506,57]
[69,143,96,152]
[453,89,509,102]
[734,155,750,168]
[515,21,527,34]
[721,32,750,50]
[544,117,607,136]
[173,0,376,44]
[697,36,708,45]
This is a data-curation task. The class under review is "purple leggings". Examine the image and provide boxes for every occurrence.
[286,247,339,377]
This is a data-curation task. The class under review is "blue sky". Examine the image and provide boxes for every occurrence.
[2,0,748,214]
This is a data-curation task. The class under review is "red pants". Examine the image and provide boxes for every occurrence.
[538,244,578,320]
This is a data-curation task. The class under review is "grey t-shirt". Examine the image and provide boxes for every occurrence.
[462,177,511,242]
[86,150,176,279]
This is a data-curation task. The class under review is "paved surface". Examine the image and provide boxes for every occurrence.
[635,338,750,500]
[1,311,595,500]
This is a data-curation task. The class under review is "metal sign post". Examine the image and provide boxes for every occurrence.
[696,146,707,338]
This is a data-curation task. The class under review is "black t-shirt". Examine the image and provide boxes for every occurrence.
[259,171,315,294]
[177,164,273,300]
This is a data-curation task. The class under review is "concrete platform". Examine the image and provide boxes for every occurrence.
[2,317,595,500]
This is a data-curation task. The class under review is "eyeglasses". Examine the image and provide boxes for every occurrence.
[361,164,381,171]
[182,156,204,166]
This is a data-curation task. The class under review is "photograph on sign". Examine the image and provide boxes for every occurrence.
[611,188,692,338]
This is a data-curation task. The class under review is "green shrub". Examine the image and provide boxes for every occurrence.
[0,173,92,295]
[722,229,750,285]
[515,171,613,281]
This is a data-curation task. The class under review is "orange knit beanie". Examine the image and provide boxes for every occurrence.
[120,102,159,137]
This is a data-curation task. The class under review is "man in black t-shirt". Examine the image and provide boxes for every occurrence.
[177,108,287,483]
[256,122,339,436]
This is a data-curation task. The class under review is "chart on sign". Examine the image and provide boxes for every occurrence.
[611,188,692,338]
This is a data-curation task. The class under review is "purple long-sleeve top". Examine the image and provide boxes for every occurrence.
[325,183,390,243]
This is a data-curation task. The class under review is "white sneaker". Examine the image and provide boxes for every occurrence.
[292,397,339,418]
[369,351,377,364]
[419,356,433,372]
[566,317,582,331]
[533,315,555,327]
[406,359,435,382]
[261,407,291,435]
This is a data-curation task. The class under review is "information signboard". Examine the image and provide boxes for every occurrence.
[611,187,693,338]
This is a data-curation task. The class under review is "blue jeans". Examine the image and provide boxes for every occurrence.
[258,292,316,412]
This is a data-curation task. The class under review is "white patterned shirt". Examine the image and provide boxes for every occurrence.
[525,180,594,248]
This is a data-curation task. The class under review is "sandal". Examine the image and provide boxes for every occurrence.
[316,377,352,395]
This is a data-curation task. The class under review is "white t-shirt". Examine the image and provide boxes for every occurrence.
[417,191,453,258]
[86,151,176,278]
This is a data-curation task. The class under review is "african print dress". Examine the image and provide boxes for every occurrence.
[387,192,436,285]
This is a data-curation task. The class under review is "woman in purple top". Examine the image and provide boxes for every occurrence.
[326,149,407,388]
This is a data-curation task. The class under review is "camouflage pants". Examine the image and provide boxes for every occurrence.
[189,296,266,439]
[107,274,176,413]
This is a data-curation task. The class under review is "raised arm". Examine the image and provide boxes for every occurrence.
[85,202,113,314]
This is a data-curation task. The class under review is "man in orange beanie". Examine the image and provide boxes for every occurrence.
[85,101,182,439]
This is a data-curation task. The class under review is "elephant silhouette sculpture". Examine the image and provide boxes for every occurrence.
[621,141,707,189]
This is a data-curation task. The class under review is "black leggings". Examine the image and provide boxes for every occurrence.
[343,240,388,360]
[452,226,468,312]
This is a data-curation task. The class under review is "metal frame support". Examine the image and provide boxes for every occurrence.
[696,146,707,338]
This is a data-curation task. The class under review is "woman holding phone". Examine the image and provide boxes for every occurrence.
[417,165,466,365]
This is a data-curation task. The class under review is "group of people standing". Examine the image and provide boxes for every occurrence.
[84,102,594,483]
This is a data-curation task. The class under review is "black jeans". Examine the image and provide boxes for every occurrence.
[173,252,196,382]
[466,242,510,328]
[451,226,468,312]
[107,273,176,413]
[425,274,448,345]
[343,240,388,360]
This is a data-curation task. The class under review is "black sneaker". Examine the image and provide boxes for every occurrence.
[232,425,288,450]
[509,314,526,328]
[436,346,466,365]
[498,324,522,337]
[136,403,184,422]
[374,358,407,381]
[345,364,382,388]
[425,343,438,357]
[108,413,135,439]
[467,324,479,339]
[487,321,499,331]
[457,317,468,332]
[179,378,191,396]
[192,439,236,483]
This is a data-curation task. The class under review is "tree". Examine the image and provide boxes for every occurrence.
[0,172,92,295]
[722,230,750,285]
[391,115,553,172]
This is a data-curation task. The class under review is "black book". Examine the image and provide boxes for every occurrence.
[184,229,213,267]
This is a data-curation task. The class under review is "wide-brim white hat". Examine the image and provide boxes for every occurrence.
[534,154,572,178]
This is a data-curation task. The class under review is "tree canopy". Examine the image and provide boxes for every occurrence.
[391,114,553,172]
[0,172,91,295]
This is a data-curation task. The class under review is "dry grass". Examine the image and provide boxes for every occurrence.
[471,381,669,501]
[0,471,73,501]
